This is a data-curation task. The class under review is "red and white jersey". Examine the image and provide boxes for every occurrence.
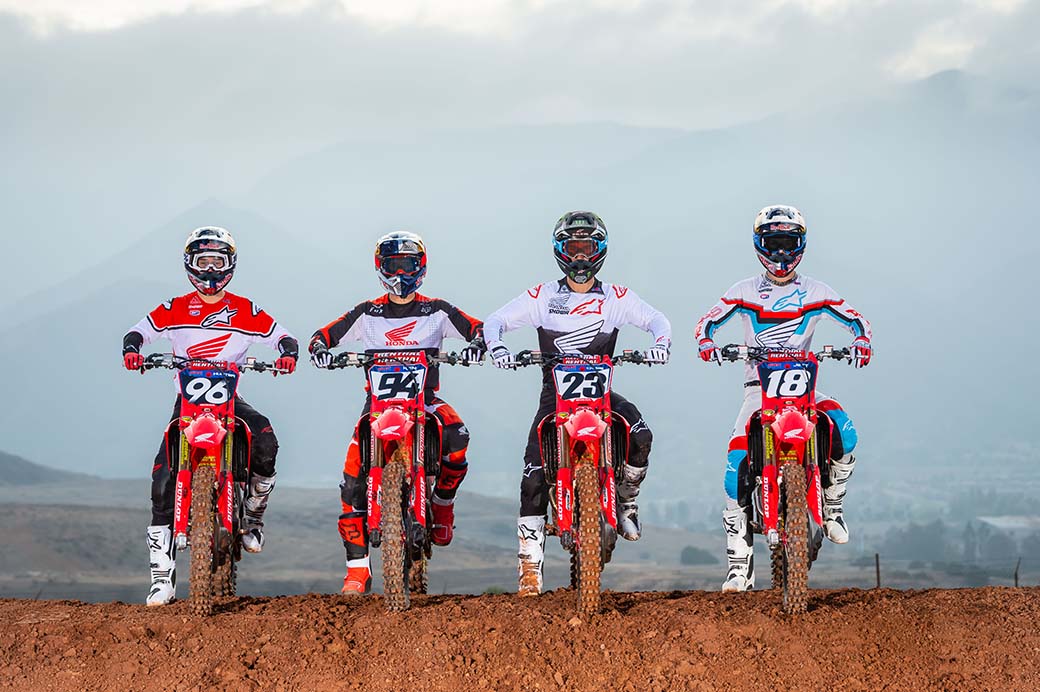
[695,273,872,380]
[484,278,672,356]
[310,293,483,391]
[127,291,294,365]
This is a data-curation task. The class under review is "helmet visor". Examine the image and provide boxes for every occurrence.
[381,254,422,276]
[378,238,423,257]
[761,233,804,253]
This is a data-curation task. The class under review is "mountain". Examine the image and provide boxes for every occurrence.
[0,451,92,486]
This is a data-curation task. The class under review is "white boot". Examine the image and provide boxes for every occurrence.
[721,508,755,592]
[242,473,275,553]
[823,455,855,544]
[517,515,545,597]
[146,525,176,606]
[616,464,647,541]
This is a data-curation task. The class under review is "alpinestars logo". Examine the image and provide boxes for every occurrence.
[569,298,604,316]
[384,320,420,346]
[201,306,238,328]
[187,333,232,359]
[553,320,604,352]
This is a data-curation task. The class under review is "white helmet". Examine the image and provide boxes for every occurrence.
[753,205,806,278]
[184,226,236,295]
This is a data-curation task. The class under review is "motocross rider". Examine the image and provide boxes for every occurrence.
[483,211,672,597]
[122,226,299,606]
[309,231,485,596]
[695,205,872,592]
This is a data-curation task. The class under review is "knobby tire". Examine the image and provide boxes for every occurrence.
[781,460,809,614]
[408,556,428,594]
[189,464,217,616]
[381,460,409,612]
[575,464,601,618]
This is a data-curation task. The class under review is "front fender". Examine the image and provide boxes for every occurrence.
[564,409,607,442]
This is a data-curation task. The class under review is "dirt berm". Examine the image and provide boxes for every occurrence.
[1,587,1038,691]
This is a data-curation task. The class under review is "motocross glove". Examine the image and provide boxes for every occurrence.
[310,343,333,369]
[851,337,872,368]
[274,355,297,375]
[646,339,670,365]
[461,337,486,365]
[490,345,517,370]
[698,338,721,365]
[123,352,144,371]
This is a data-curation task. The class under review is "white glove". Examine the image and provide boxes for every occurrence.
[311,346,333,369]
[490,345,517,369]
[646,340,670,364]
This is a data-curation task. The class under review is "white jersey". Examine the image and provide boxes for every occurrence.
[484,279,671,358]
[695,274,871,381]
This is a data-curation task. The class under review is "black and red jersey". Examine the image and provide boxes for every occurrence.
[310,293,483,391]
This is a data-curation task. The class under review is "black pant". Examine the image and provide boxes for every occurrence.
[520,386,652,517]
[150,396,278,526]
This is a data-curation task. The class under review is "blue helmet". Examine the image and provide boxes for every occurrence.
[375,231,427,297]
[753,205,806,278]
[553,211,608,283]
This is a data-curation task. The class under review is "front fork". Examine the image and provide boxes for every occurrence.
[555,418,617,551]
[366,413,427,548]
[760,428,824,547]
[172,418,235,551]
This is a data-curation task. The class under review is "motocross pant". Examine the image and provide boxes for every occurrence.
[337,395,470,562]
[725,385,857,510]
[520,385,652,517]
[151,396,278,526]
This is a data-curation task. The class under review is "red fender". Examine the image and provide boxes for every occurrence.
[564,409,607,441]
[182,413,227,450]
[372,407,414,440]
[770,408,814,445]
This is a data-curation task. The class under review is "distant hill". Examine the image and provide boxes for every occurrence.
[0,451,93,487]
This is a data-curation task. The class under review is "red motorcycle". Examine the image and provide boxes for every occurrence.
[327,350,467,612]
[142,353,287,615]
[720,344,851,613]
[514,349,652,617]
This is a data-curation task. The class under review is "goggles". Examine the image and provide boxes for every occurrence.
[380,254,423,275]
[187,251,229,272]
[760,233,804,253]
[560,237,602,259]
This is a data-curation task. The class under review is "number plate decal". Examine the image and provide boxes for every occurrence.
[552,363,612,401]
[178,369,240,405]
[368,363,428,401]
[757,360,818,400]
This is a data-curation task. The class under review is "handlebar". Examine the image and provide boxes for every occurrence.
[718,344,852,364]
[141,353,290,375]
[326,351,473,370]
[512,350,656,368]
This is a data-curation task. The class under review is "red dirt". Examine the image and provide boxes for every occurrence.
[1,587,1038,691]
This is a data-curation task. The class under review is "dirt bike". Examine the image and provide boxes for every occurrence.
[142,353,287,616]
[513,349,653,617]
[326,349,469,612]
[720,344,851,614]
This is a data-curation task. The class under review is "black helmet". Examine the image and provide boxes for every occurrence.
[552,211,608,283]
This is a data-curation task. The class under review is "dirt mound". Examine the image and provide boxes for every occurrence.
[2,587,1038,691]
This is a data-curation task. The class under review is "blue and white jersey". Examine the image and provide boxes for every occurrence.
[695,274,871,381]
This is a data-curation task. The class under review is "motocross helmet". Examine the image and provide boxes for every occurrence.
[753,205,806,278]
[553,211,608,283]
[184,226,237,295]
[375,231,427,297]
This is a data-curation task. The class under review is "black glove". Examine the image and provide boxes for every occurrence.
[461,337,486,365]
[310,342,333,369]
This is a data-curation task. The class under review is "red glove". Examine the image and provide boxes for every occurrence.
[124,352,144,371]
[274,356,297,375]
[851,338,872,368]
[698,339,720,364]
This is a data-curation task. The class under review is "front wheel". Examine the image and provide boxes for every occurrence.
[780,460,809,614]
[575,464,601,617]
[381,459,409,612]
[189,464,217,616]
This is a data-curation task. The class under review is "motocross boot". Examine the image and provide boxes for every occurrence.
[721,507,755,592]
[341,557,373,595]
[431,495,455,546]
[823,454,855,544]
[242,473,276,553]
[616,463,647,541]
[517,515,546,597]
[146,525,177,606]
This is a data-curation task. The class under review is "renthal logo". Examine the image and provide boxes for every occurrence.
[384,320,420,346]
